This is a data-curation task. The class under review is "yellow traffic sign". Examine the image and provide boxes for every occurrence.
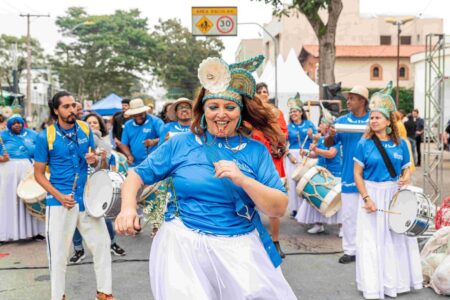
[196,16,213,34]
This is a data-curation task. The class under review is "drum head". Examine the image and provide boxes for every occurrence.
[84,171,113,218]
[17,171,49,203]
[389,189,418,234]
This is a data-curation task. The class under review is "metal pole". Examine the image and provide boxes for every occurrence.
[396,23,400,107]
[238,22,278,106]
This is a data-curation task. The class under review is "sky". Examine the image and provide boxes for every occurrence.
[0,0,449,63]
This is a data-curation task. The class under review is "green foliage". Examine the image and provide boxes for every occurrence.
[0,34,46,92]
[150,19,224,100]
[51,7,157,100]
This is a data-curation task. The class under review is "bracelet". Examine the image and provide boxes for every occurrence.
[362,195,370,203]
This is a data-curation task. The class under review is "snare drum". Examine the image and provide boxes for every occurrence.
[389,186,436,236]
[296,166,341,217]
[84,170,125,218]
[291,157,317,182]
[110,150,129,176]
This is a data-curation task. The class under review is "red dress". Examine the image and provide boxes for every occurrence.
[251,109,288,178]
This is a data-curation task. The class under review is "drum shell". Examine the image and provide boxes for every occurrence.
[291,158,317,182]
[25,200,46,221]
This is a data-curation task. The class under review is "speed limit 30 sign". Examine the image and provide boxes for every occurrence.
[192,7,237,36]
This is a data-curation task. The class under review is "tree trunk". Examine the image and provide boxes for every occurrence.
[318,32,336,99]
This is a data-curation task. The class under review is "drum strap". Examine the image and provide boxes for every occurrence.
[202,141,282,268]
[371,135,397,178]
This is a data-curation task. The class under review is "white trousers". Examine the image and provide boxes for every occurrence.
[46,205,112,300]
[150,218,297,300]
[285,150,303,212]
[356,181,422,299]
[0,159,45,241]
[341,193,359,255]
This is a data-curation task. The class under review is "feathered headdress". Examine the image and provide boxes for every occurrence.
[369,81,397,118]
[198,55,264,107]
[287,93,303,111]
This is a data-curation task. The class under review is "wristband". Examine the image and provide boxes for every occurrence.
[362,195,370,203]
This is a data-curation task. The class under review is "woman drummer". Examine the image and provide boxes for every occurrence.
[296,114,342,235]
[0,114,44,242]
[353,83,422,299]
[115,55,296,299]
[285,94,316,218]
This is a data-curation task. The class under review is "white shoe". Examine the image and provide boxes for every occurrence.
[307,224,325,234]
[338,227,343,238]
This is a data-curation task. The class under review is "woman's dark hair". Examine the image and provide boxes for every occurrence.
[256,82,268,93]
[0,114,4,123]
[191,88,284,145]
[289,107,308,123]
[158,101,174,123]
[84,112,108,137]
[49,91,72,120]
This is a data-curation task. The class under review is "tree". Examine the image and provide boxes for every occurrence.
[51,7,158,100]
[151,19,224,99]
[0,34,46,93]
[256,0,343,98]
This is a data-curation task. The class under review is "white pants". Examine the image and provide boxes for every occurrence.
[150,218,297,300]
[342,193,358,255]
[46,205,112,300]
[285,150,303,212]
[356,181,422,299]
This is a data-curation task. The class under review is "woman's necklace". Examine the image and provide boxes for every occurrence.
[225,134,243,153]
[203,133,217,147]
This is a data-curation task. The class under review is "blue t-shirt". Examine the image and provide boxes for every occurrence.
[333,112,369,193]
[121,114,164,166]
[354,138,410,182]
[34,122,95,210]
[134,132,285,236]
[287,120,316,149]
[0,128,37,159]
[316,137,342,178]
[158,121,191,146]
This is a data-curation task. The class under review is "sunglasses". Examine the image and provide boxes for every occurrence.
[176,104,191,111]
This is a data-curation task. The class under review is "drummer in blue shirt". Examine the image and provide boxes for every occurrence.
[325,85,370,264]
[158,97,192,146]
[0,114,44,242]
[115,55,296,299]
[118,98,164,167]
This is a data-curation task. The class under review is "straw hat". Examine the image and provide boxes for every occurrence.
[124,98,149,117]
[343,85,369,101]
[167,97,192,121]
[1,106,13,118]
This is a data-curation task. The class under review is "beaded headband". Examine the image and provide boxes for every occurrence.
[198,55,264,107]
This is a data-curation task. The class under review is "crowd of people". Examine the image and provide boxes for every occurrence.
[0,54,435,300]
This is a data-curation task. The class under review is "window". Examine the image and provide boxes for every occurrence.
[400,36,411,45]
[380,35,391,45]
[399,65,409,80]
[370,64,383,80]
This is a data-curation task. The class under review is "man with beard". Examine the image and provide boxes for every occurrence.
[112,98,131,152]
[158,97,192,145]
[75,102,84,120]
[118,98,164,166]
[34,91,115,300]
[325,85,369,264]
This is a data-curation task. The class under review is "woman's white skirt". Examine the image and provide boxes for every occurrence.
[356,180,423,299]
[296,200,342,224]
[285,149,303,212]
[149,218,297,300]
[0,159,45,241]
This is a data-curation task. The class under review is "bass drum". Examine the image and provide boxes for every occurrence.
[110,150,129,176]
[17,168,49,220]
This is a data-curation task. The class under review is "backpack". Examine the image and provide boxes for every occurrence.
[46,120,90,151]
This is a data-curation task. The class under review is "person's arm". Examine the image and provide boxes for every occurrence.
[118,125,134,164]
[311,145,337,159]
[115,170,143,235]
[324,126,336,147]
[354,162,376,213]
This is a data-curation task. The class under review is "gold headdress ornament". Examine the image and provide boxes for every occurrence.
[198,55,264,107]
[369,81,397,118]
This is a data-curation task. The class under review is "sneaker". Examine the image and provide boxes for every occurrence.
[96,291,117,300]
[69,249,85,264]
[289,210,297,219]
[110,243,126,256]
[273,241,286,258]
[338,227,343,238]
[32,234,46,241]
[307,224,325,234]
[338,254,356,264]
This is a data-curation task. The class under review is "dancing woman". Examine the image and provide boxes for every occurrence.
[115,56,296,300]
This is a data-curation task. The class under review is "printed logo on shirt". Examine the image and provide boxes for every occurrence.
[78,137,88,144]
[393,152,403,160]
[233,159,254,175]
[143,128,152,133]
[346,117,368,124]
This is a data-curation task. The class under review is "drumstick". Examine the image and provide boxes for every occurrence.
[303,133,321,166]
[71,173,79,195]
[377,209,401,215]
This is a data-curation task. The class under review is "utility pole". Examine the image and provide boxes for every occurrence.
[20,13,50,121]
[9,43,18,94]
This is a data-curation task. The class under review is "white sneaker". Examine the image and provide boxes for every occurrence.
[307,224,325,234]
[338,227,343,238]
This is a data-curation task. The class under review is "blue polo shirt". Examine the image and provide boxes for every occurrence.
[158,121,191,146]
[121,114,164,166]
[287,120,316,149]
[34,122,95,210]
[0,128,37,159]
[354,138,410,182]
[134,131,285,236]
[333,112,369,193]
[316,137,342,177]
